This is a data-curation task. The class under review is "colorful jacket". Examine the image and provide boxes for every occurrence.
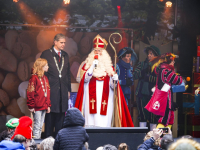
[116,59,134,98]
[157,63,182,110]
[27,75,51,111]
[133,59,157,96]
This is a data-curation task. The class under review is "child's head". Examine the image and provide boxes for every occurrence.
[11,116,33,149]
[39,136,55,150]
[144,131,161,146]
[33,58,48,78]
[11,116,33,141]
[6,118,19,132]
[118,143,129,150]
[13,134,31,149]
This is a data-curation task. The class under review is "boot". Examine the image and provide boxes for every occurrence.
[156,123,165,128]
[166,124,172,129]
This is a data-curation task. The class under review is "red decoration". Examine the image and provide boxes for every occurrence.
[93,34,108,49]
[193,73,200,94]
[197,46,200,57]
[187,114,200,138]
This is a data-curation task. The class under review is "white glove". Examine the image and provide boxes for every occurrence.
[151,86,155,93]
[112,74,118,81]
[87,60,97,75]
[195,88,200,96]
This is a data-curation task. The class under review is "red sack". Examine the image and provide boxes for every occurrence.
[145,87,168,116]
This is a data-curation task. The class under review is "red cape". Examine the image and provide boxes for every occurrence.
[75,72,134,127]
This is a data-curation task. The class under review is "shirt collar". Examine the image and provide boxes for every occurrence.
[53,47,61,55]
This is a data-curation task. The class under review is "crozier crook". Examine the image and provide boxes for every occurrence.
[109,33,122,126]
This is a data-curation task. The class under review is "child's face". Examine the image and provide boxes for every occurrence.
[43,63,49,72]
[23,139,31,150]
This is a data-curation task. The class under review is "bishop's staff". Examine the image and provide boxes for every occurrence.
[109,33,122,127]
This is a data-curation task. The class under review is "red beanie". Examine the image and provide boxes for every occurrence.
[11,116,32,140]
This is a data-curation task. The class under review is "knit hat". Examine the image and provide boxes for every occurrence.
[11,116,33,140]
[6,118,19,129]
[144,45,161,56]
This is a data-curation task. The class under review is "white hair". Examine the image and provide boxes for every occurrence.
[96,146,104,150]
[39,136,55,150]
[84,49,114,78]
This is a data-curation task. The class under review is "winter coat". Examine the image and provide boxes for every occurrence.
[27,75,51,111]
[40,47,71,113]
[137,137,162,150]
[0,129,15,142]
[53,108,89,150]
[0,140,25,150]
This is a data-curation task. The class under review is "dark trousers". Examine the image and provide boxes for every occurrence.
[45,112,65,138]
[136,95,159,123]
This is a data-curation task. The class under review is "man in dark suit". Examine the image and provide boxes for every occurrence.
[40,33,71,137]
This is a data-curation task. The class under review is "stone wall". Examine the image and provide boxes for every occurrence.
[0,29,128,131]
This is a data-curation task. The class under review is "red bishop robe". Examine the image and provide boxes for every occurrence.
[75,65,134,127]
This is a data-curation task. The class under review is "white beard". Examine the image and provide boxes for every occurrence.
[84,49,115,78]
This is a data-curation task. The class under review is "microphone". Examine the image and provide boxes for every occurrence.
[94,55,98,69]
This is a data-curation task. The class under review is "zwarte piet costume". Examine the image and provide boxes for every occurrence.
[133,45,161,126]
[116,47,137,105]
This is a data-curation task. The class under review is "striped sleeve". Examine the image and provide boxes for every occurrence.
[164,69,182,85]
[149,75,157,83]
[132,62,142,80]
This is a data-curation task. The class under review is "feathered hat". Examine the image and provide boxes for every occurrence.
[150,53,178,72]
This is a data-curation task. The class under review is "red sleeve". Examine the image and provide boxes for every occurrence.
[27,75,37,109]
[46,76,51,107]
[164,69,183,85]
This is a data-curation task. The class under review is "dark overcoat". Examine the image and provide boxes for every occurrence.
[40,47,71,113]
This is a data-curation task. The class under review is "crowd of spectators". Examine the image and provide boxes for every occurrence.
[0,108,200,150]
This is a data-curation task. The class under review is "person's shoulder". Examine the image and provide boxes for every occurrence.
[44,75,48,79]
[61,50,69,56]
[29,74,39,80]
[0,140,24,149]
[136,61,143,66]
[42,49,52,55]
